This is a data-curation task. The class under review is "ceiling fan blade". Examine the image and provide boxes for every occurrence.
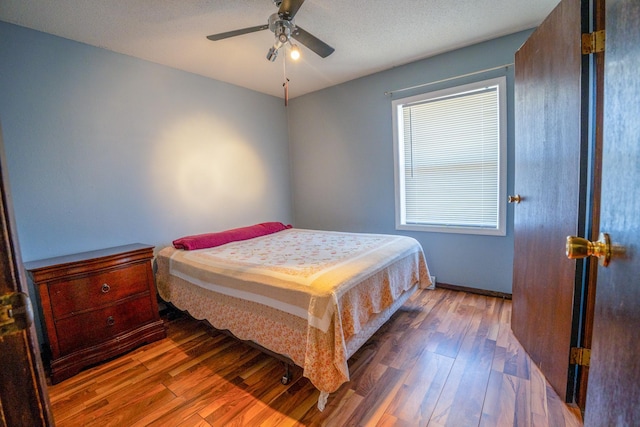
[291,26,335,58]
[206,24,269,41]
[278,0,305,20]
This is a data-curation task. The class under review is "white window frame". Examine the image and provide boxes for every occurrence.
[392,76,507,236]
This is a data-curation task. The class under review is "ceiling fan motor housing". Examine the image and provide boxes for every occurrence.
[268,13,294,42]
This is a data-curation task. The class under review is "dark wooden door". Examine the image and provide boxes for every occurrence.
[584,0,640,423]
[0,123,54,426]
[511,0,586,402]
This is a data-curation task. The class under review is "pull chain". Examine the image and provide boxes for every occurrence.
[283,52,289,106]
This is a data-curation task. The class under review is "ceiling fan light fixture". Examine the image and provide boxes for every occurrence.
[290,44,301,60]
[266,46,279,62]
[267,36,286,62]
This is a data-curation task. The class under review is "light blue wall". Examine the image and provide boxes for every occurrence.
[287,30,534,294]
[0,22,292,264]
[1,20,533,297]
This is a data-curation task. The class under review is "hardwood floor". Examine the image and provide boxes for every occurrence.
[47,288,584,426]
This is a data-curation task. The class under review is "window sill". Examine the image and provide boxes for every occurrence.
[396,223,506,236]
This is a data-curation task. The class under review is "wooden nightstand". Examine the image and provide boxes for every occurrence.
[24,243,166,384]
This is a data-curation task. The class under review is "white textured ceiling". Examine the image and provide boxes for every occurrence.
[0,0,559,99]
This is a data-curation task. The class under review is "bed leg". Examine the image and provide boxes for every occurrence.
[281,363,293,385]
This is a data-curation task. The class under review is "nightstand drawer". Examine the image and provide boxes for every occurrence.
[49,262,150,318]
[55,295,156,355]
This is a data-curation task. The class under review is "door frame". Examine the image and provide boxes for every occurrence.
[572,0,605,409]
[0,122,54,426]
[584,0,640,422]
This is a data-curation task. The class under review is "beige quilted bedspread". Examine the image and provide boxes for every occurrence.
[155,228,431,396]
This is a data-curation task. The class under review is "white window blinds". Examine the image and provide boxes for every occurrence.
[393,77,506,235]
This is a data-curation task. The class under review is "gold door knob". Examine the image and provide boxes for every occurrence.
[566,233,611,267]
[508,194,522,204]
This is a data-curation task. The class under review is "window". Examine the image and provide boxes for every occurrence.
[392,76,507,235]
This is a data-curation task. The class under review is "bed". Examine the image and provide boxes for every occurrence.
[155,224,431,410]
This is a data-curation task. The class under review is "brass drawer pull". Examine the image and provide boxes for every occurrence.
[101,283,111,293]
[106,316,115,327]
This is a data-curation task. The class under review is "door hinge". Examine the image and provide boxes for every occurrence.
[0,292,34,337]
[582,30,605,54]
[570,347,591,367]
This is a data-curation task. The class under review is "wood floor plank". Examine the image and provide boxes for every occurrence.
[167,338,239,377]
[386,322,436,371]
[47,288,584,427]
[405,288,445,330]
[386,350,453,424]
[429,308,495,426]
[341,365,406,426]
[513,371,533,427]
[302,388,361,426]
[174,413,213,427]
[87,386,177,427]
[530,359,551,423]
[201,362,293,425]
[375,413,414,427]
[144,387,225,427]
[480,370,530,427]
[129,395,188,427]
[256,384,318,427]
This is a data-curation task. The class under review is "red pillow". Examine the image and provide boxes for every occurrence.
[172,222,292,250]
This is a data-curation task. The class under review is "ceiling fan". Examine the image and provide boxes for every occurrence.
[206,0,335,62]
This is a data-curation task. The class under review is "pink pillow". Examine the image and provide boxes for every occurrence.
[172,222,292,250]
